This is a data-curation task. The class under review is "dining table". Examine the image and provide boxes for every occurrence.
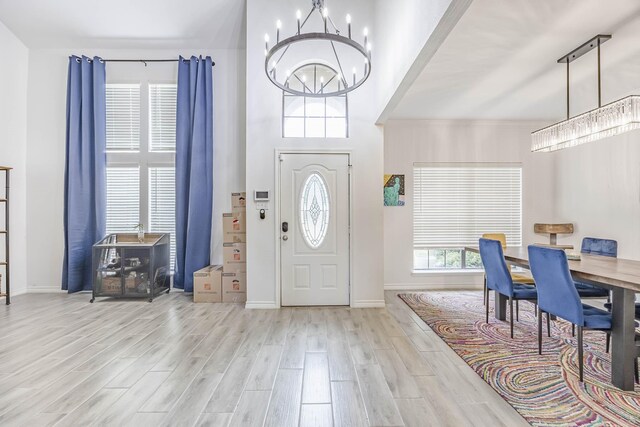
[465,245,639,391]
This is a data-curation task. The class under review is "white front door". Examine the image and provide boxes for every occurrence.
[280,153,350,306]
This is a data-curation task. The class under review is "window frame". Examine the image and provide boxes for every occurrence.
[281,63,349,138]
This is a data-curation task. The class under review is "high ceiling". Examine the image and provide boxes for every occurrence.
[0,0,246,49]
[389,0,640,120]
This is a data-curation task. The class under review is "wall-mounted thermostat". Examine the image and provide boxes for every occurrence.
[254,190,269,202]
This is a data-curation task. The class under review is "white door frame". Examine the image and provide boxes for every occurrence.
[274,148,353,308]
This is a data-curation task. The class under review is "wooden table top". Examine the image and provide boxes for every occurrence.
[465,245,640,293]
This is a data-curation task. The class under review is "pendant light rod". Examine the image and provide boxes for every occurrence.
[566,60,570,120]
[597,38,602,107]
[557,34,611,120]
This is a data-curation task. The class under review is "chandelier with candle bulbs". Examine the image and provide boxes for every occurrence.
[264,0,372,98]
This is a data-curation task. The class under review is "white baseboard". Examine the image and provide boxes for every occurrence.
[385,283,482,291]
[244,301,279,309]
[351,300,386,308]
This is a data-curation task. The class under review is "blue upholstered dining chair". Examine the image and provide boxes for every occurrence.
[574,237,616,299]
[528,245,612,382]
[479,238,538,338]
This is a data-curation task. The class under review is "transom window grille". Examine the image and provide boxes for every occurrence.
[300,172,330,249]
[283,63,348,138]
[413,163,522,270]
[106,82,177,270]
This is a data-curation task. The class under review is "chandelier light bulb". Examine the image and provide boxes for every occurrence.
[346,14,351,24]
[272,60,277,69]
[367,43,372,52]
[302,75,307,83]
[363,27,368,36]
[320,76,325,84]
[323,8,328,18]
[264,33,270,42]
[276,20,282,29]
[286,69,291,77]
[296,10,302,19]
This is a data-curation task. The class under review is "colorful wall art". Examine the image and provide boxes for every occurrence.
[384,174,405,206]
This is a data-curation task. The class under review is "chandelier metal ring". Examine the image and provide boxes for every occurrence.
[265,33,371,98]
[263,0,372,98]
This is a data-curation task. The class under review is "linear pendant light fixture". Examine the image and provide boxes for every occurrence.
[531,34,640,152]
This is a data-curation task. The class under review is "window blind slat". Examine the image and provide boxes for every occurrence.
[106,167,140,234]
[149,84,177,152]
[106,84,140,151]
[149,167,176,271]
[413,166,522,248]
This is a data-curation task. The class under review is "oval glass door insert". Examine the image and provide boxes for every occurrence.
[300,172,330,249]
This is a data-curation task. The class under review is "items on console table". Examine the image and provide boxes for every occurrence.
[533,223,574,249]
[91,233,170,303]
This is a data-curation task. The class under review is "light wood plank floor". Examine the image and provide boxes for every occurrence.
[0,291,529,426]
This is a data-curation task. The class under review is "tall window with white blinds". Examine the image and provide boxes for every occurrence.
[105,82,177,271]
[413,164,522,270]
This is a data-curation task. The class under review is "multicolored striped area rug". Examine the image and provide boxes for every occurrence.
[398,292,640,426]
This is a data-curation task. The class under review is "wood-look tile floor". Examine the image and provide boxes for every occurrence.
[0,291,529,426]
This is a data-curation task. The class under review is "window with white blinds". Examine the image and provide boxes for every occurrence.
[413,164,522,249]
[149,167,176,270]
[105,81,176,271]
[106,167,140,234]
[106,84,140,151]
[149,84,177,152]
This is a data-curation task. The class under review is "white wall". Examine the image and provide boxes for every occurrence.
[383,119,555,288]
[373,0,452,115]
[246,0,384,308]
[0,21,29,296]
[551,130,640,258]
[26,48,245,291]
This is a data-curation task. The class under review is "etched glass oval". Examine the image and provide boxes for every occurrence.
[300,172,330,249]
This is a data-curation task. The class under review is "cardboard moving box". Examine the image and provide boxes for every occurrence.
[222,272,246,303]
[223,212,246,243]
[231,192,247,212]
[223,242,246,273]
[193,265,223,303]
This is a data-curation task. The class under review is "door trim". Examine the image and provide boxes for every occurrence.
[275,149,353,308]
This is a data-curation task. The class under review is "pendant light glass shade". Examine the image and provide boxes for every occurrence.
[531,95,640,152]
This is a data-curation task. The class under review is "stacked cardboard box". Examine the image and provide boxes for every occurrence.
[192,192,248,303]
[223,192,247,303]
[193,265,223,303]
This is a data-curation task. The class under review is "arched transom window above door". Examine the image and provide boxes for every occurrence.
[282,63,349,139]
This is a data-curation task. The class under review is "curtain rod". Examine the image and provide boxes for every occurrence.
[104,59,216,66]
[75,58,215,66]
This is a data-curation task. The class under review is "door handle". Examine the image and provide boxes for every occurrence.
[282,235,288,241]
[282,222,288,232]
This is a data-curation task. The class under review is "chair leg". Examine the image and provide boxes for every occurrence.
[577,326,584,382]
[538,307,543,355]
[483,276,487,306]
[546,312,551,337]
[605,333,610,354]
[509,297,514,339]
[572,324,575,337]
[635,358,639,384]
[485,289,490,324]
[516,300,519,322]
